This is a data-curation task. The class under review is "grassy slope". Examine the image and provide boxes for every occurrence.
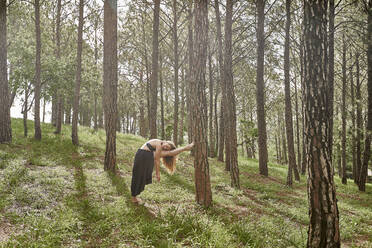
[0,118,371,248]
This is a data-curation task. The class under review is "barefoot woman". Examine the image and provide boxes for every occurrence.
[131,139,194,203]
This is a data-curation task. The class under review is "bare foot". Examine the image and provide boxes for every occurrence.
[131,197,142,204]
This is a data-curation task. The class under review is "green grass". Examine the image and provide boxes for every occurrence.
[0,118,371,247]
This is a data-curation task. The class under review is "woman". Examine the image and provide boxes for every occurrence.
[131,139,194,203]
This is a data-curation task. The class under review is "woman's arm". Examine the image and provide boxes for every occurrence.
[161,142,194,157]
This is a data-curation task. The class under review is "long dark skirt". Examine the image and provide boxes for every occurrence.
[131,149,154,197]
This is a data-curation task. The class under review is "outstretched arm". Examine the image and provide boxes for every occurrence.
[161,142,194,157]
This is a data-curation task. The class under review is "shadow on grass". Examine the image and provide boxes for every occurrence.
[107,170,156,220]
[70,152,111,247]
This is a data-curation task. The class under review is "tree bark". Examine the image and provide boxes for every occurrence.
[341,33,347,185]
[350,52,356,182]
[303,1,340,246]
[284,0,299,186]
[55,0,63,134]
[179,66,185,145]
[225,0,239,188]
[214,0,225,162]
[186,1,194,146]
[0,0,11,143]
[71,0,84,145]
[159,55,165,140]
[256,0,268,176]
[359,2,372,192]
[328,0,335,161]
[172,0,179,146]
[23,84,29,137]
[149,0,160,139]
[208,44,215,157]
[103,0,118,173]
[34,0,42,140]
[355,52,362,185]
[192,0,212,207]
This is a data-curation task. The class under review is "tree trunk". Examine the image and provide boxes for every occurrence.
[103,0,118,173]
[214,78,219,154]
[300,28,307,175]
[65,101,71,125]
[328,0,335,161]
[172,0,179,146]
[284,0,299,186]
[71,0,84,145]
[277,112,282,163]
[215,0,225,162]
[208,45,215,157]
[55,0,63,134]
[256,0,268,176]
[159,55,165,140]
[23,85,29,137]
[34,0,42,140]
[187,1,194,145]
[355,52,362,184]
[224,0,239,188]
[192,0,212,207]
[42,98,45,123]
[350,52,357,182]
[294,74,301,176]
[179,67,185,145]
[149,0,160,139]
[341,33,347,185]
[304,1,340,246]
[359,2,371,192]
[0,0,11,143]
[281,113,288,164]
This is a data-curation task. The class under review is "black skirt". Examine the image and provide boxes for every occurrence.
[131,149,154,197]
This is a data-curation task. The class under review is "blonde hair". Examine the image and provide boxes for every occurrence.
[162,141,177,174]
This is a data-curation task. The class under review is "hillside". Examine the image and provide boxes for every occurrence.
[0,119,371,248]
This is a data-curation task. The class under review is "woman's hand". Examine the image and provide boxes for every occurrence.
[185,142,194,151]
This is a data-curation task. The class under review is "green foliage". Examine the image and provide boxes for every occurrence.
[0,118,371,247]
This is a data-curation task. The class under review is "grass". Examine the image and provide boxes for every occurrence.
[0,118,371,247]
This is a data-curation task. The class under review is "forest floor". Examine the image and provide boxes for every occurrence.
[0,118,371,248]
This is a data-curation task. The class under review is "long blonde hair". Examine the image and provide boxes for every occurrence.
[162,141,177,174]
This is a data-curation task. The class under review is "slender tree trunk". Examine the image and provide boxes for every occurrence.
[55,0,63,134]
[328,0,335,161]
[225,0,239,188]
[300,26,307,175]
[304,1,340,246]
[65,102,71,125]
[277,112,282,163]
[192,0,212,207]
[350,52,357,182]
[208,45,215,157]
[187,1,194,145]
[281,113,288,164]
[215,0,225,162]
[214,79,219,153]
[0,0,11,143]
[52,93,57,126]
[71,0,84,145]
[103,0,118,173]
[284,0,298,186]
[359,2,372,192]
[159,55,165,140]
[23,85,29,137]
[275,134,279,163]
[341,33,347,185]
[179,67,185,145]
[34,0,42,140]
[172,0,179,146]
[149,0,160,139]
[294,74,301,175]
[256,0,268,176]
[42,97,45,123]
[355,52,362,184]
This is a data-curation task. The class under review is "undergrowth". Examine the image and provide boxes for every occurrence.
[0,118,371,247]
